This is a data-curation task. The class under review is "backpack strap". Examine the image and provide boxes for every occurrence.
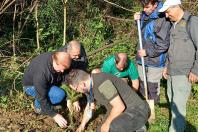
[186,15,197,50]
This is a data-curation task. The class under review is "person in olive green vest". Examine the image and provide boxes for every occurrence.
[66,69,149,132]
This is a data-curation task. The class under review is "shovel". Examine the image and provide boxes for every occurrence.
[137,19,155,122]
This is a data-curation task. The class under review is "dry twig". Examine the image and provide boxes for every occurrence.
[103,0,133,12]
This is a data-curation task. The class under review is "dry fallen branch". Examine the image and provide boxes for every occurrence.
[12,72,22,93]
[11,53,38,93]
[0,0,16,15]
[104,15,133,22]
[88,37,129,57]
[0,38,34,49]
[20,1,37,34]
[103,0,133,12]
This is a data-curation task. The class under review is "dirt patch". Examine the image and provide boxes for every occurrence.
[0,107,104,131]
[0,109,63,131]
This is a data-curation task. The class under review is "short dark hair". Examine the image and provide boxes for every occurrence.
[140,0,159,5]
[66,69,90,86]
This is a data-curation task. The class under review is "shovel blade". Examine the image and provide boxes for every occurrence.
[147,99,155,123]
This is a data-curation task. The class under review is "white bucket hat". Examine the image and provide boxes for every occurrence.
[159,0,181,12]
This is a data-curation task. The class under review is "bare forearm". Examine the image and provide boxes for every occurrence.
[79,104,93,129]
[101,95,125,131]
[132,79,139,91]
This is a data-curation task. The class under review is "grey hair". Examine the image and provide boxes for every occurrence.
[66,40,81,52]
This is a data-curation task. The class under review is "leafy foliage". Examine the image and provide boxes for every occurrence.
[39,0,64,51]
[61,84,83,102]
[192,84,198,98]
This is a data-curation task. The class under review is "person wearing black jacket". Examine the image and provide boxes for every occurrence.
[58,40,88,70]
[23,52,71,128]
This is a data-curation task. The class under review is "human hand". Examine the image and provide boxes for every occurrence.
[188,72,198,83]
[138,49,146,57]
[53,114,67,128]
[134,12,141,20]
[73,101,81,112]
[162,67,168,79]
[86,108,93,120]
[67,99,73,113]
[101,122,110,132]
[90,102,95,110]
[76,125,85,132]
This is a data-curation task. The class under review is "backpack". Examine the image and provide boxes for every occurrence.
[186,15,198,50]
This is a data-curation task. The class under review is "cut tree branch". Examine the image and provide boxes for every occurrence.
[12,1,16,57]
[0,0,16,15]
[35,0,40,49]
[88,37,129,57]
[62,0,67,45]
[103,0,133,12]
[104,15,133,22]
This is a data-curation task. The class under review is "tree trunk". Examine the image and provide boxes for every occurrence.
[12,1,16,57]
[62,0,67,46]
[35,0,40,50]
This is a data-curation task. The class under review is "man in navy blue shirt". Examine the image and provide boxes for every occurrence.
[23,52,71,128]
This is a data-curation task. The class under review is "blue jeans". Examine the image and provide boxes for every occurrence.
[24,86,66,109]
[167,75,191,132]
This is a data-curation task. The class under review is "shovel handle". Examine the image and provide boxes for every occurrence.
[137,19,148,100]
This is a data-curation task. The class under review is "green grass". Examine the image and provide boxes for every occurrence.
[147,86,198,132]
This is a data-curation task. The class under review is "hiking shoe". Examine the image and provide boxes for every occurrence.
[136,125,147,132]
[52,105,63,111]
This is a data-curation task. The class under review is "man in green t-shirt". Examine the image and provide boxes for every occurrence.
[101,53,139,91]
